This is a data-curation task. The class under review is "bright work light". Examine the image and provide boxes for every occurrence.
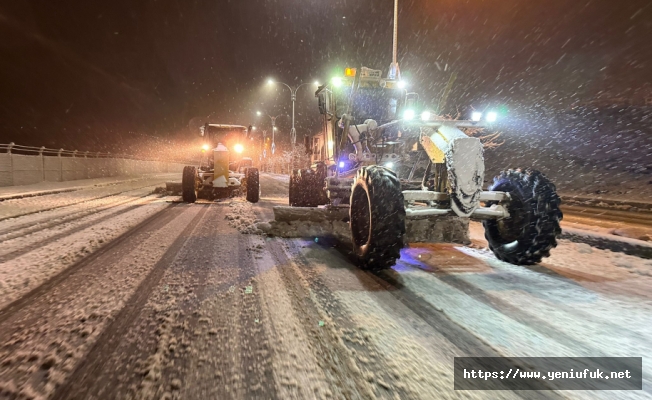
[403,109,415,120]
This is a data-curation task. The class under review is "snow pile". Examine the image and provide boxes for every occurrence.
[224,199,263,234]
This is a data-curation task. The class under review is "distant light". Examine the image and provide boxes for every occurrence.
[267,79,274,85]
[256,111,262,116]
[403,109,415,120]
[273,127,277,131]
[252,126,257,130]
[397,80,407,89]
[420,111,431,121]
[201,144,210,151]
[486,111,498,122]
[471,112,482,122]
[339,161,345,168]
[314,81,320,86]
[234,144,244,153]
[385,162,394,169]
[332,77,343,87]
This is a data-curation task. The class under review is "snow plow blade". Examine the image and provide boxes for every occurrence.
[165,182,182,195]
[263,206,470,245]
[261,206,352,242]
[273,206,349,223]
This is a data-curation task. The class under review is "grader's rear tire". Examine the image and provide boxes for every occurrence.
[483,169,562,265]
[182,166,198,203]
[289,169,300,206]
[289,169,327,207]
[246,168,260,203]
[350,166,406,271]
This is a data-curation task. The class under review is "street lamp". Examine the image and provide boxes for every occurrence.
[256,110,285,155]
[266,79,319,146]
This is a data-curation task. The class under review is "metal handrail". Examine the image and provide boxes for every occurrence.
[0,142,193,163]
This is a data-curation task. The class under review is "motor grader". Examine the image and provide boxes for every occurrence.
[274,0,562,270]
[179,123,260,203]
[279,65,562,270]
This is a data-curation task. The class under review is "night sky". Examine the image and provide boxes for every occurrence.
[0,0,650,152]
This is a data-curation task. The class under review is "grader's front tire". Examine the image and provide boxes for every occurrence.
[182,166,198,203]
[483,169,563,265]
[350,166,406,271]
[245,168,260,203]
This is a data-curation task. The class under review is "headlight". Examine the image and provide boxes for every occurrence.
[385,162,394,168]
[471,112,482,122]
[201,144,210,151]
[234,144,244,153]
[486,112,498,122]
[403,109,415,120]
[332,77,343,87]
[338,161,345,168]
[421,111,431,121]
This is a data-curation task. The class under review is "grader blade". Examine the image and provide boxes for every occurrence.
[165,182,182,195]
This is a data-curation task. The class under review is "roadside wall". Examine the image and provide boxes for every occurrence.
[0,152,186,187]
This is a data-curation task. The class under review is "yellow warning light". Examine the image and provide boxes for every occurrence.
[344,68,356,77]
[234,144,244,154]
[201,144,210,152]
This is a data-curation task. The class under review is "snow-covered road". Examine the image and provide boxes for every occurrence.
[0,174,650,399]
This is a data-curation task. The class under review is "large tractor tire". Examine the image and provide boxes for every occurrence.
[289,168,328,207]
[350,166,406,271]
[245,168,260,203]
[182,166,198,203]
[483,168,563,265]
[289,169,300,206]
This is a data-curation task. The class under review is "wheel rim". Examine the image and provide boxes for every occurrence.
[351,185,371,248]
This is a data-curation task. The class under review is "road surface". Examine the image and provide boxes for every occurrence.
[0,174,650,399]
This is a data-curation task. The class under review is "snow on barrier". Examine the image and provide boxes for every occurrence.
[0,143,189,187]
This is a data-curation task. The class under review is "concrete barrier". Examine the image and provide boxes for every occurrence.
[0,151,187,187]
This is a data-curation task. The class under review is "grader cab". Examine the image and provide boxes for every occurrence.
[278,66,562,270]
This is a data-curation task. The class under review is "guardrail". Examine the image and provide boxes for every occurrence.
[0,143,192,187]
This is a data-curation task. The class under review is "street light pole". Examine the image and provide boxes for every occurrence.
[267,80,319,146]
[256,111,284,155]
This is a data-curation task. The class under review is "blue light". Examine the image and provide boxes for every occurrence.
[339,161,345,168]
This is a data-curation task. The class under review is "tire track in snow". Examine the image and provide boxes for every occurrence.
[283,239,413,399]
[0,204,192,399]
[50,205,208,400]
[0,178,170,223]
[0,203,177,324]
[265,237,378,399]
[0,187,165,242]
[0,195,166,263]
